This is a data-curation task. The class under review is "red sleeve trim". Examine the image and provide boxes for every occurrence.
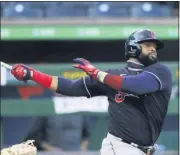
[31,70,52,88]
[104,74,123,90]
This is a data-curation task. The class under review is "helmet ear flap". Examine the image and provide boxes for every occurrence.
[125,41,142,60]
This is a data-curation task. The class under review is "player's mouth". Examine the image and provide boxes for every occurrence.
[149,52,157,57]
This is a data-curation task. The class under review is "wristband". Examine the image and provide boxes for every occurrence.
[97,71,108,83]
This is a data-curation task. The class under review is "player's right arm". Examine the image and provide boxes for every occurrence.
[11,64,104,97]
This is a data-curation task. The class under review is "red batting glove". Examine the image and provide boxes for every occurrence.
[11,64,53,88]
[73,58,99,79]
[11,64,32,81]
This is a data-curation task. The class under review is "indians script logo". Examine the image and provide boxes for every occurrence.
[115,91,128,103]
[115,91,139,103]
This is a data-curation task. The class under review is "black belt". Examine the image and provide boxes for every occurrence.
[121,139,155,154]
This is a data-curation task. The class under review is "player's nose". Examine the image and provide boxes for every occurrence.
[150,47,156,53]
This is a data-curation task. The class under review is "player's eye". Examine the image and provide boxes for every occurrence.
[145,43,151,47]
[145,43,156,49]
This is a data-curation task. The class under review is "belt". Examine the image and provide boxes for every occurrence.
[107,133,156,154]
[121,139,156,154]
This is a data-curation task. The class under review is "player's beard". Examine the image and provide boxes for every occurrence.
[138,52,157,66]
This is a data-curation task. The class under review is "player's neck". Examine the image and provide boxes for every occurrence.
[127,58,143,66]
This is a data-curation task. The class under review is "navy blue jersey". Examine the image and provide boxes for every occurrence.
[83,62,172,146]
[56,61,172,146]
[142,62,172,143]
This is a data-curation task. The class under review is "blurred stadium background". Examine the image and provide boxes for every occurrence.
[0,1,179,155]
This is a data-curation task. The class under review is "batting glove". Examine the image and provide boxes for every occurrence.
[73,58,99,79]
[11,64,32,81]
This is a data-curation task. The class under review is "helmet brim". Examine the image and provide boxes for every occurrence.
[137,39,164,50]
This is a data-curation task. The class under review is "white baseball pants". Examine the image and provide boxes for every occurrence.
[100,133,146,155]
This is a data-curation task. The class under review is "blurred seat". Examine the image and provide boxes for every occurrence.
[131,3,172,17]
[29,1,50,8]
[2,2,43,18]
[1,2,10,17]
[46,2,89,17]
[92,2,137,17]
[1,2,10,8]
[29,2,56,17]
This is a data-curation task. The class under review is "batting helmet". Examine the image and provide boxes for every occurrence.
[125,29,164,60]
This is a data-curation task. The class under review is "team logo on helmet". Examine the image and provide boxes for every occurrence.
[149,30,156,39]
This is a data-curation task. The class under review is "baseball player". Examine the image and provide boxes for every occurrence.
[11,29,172,155]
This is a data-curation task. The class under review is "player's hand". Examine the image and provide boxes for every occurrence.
[73,58,99,79]
[11,64,32,81]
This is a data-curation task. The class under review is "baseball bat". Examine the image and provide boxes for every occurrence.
[1,61,13,70]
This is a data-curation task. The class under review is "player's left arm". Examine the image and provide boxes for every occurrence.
[100,64,172,95]
[74,58,172,95]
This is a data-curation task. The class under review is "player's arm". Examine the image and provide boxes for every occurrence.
[101,72,160,95]
[11,64,103,97]
[99,67,172,95]
[101,64,172,95]
[31,71,88,96]
[11,64,90,97]
[73,58,172,95]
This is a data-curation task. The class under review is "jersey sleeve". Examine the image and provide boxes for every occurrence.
[56,77,90,97]
[56,69,115,98]
[83,76,107,98]
[56,75,107,98]
[143,63,172,91]
[84,69,114,97]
